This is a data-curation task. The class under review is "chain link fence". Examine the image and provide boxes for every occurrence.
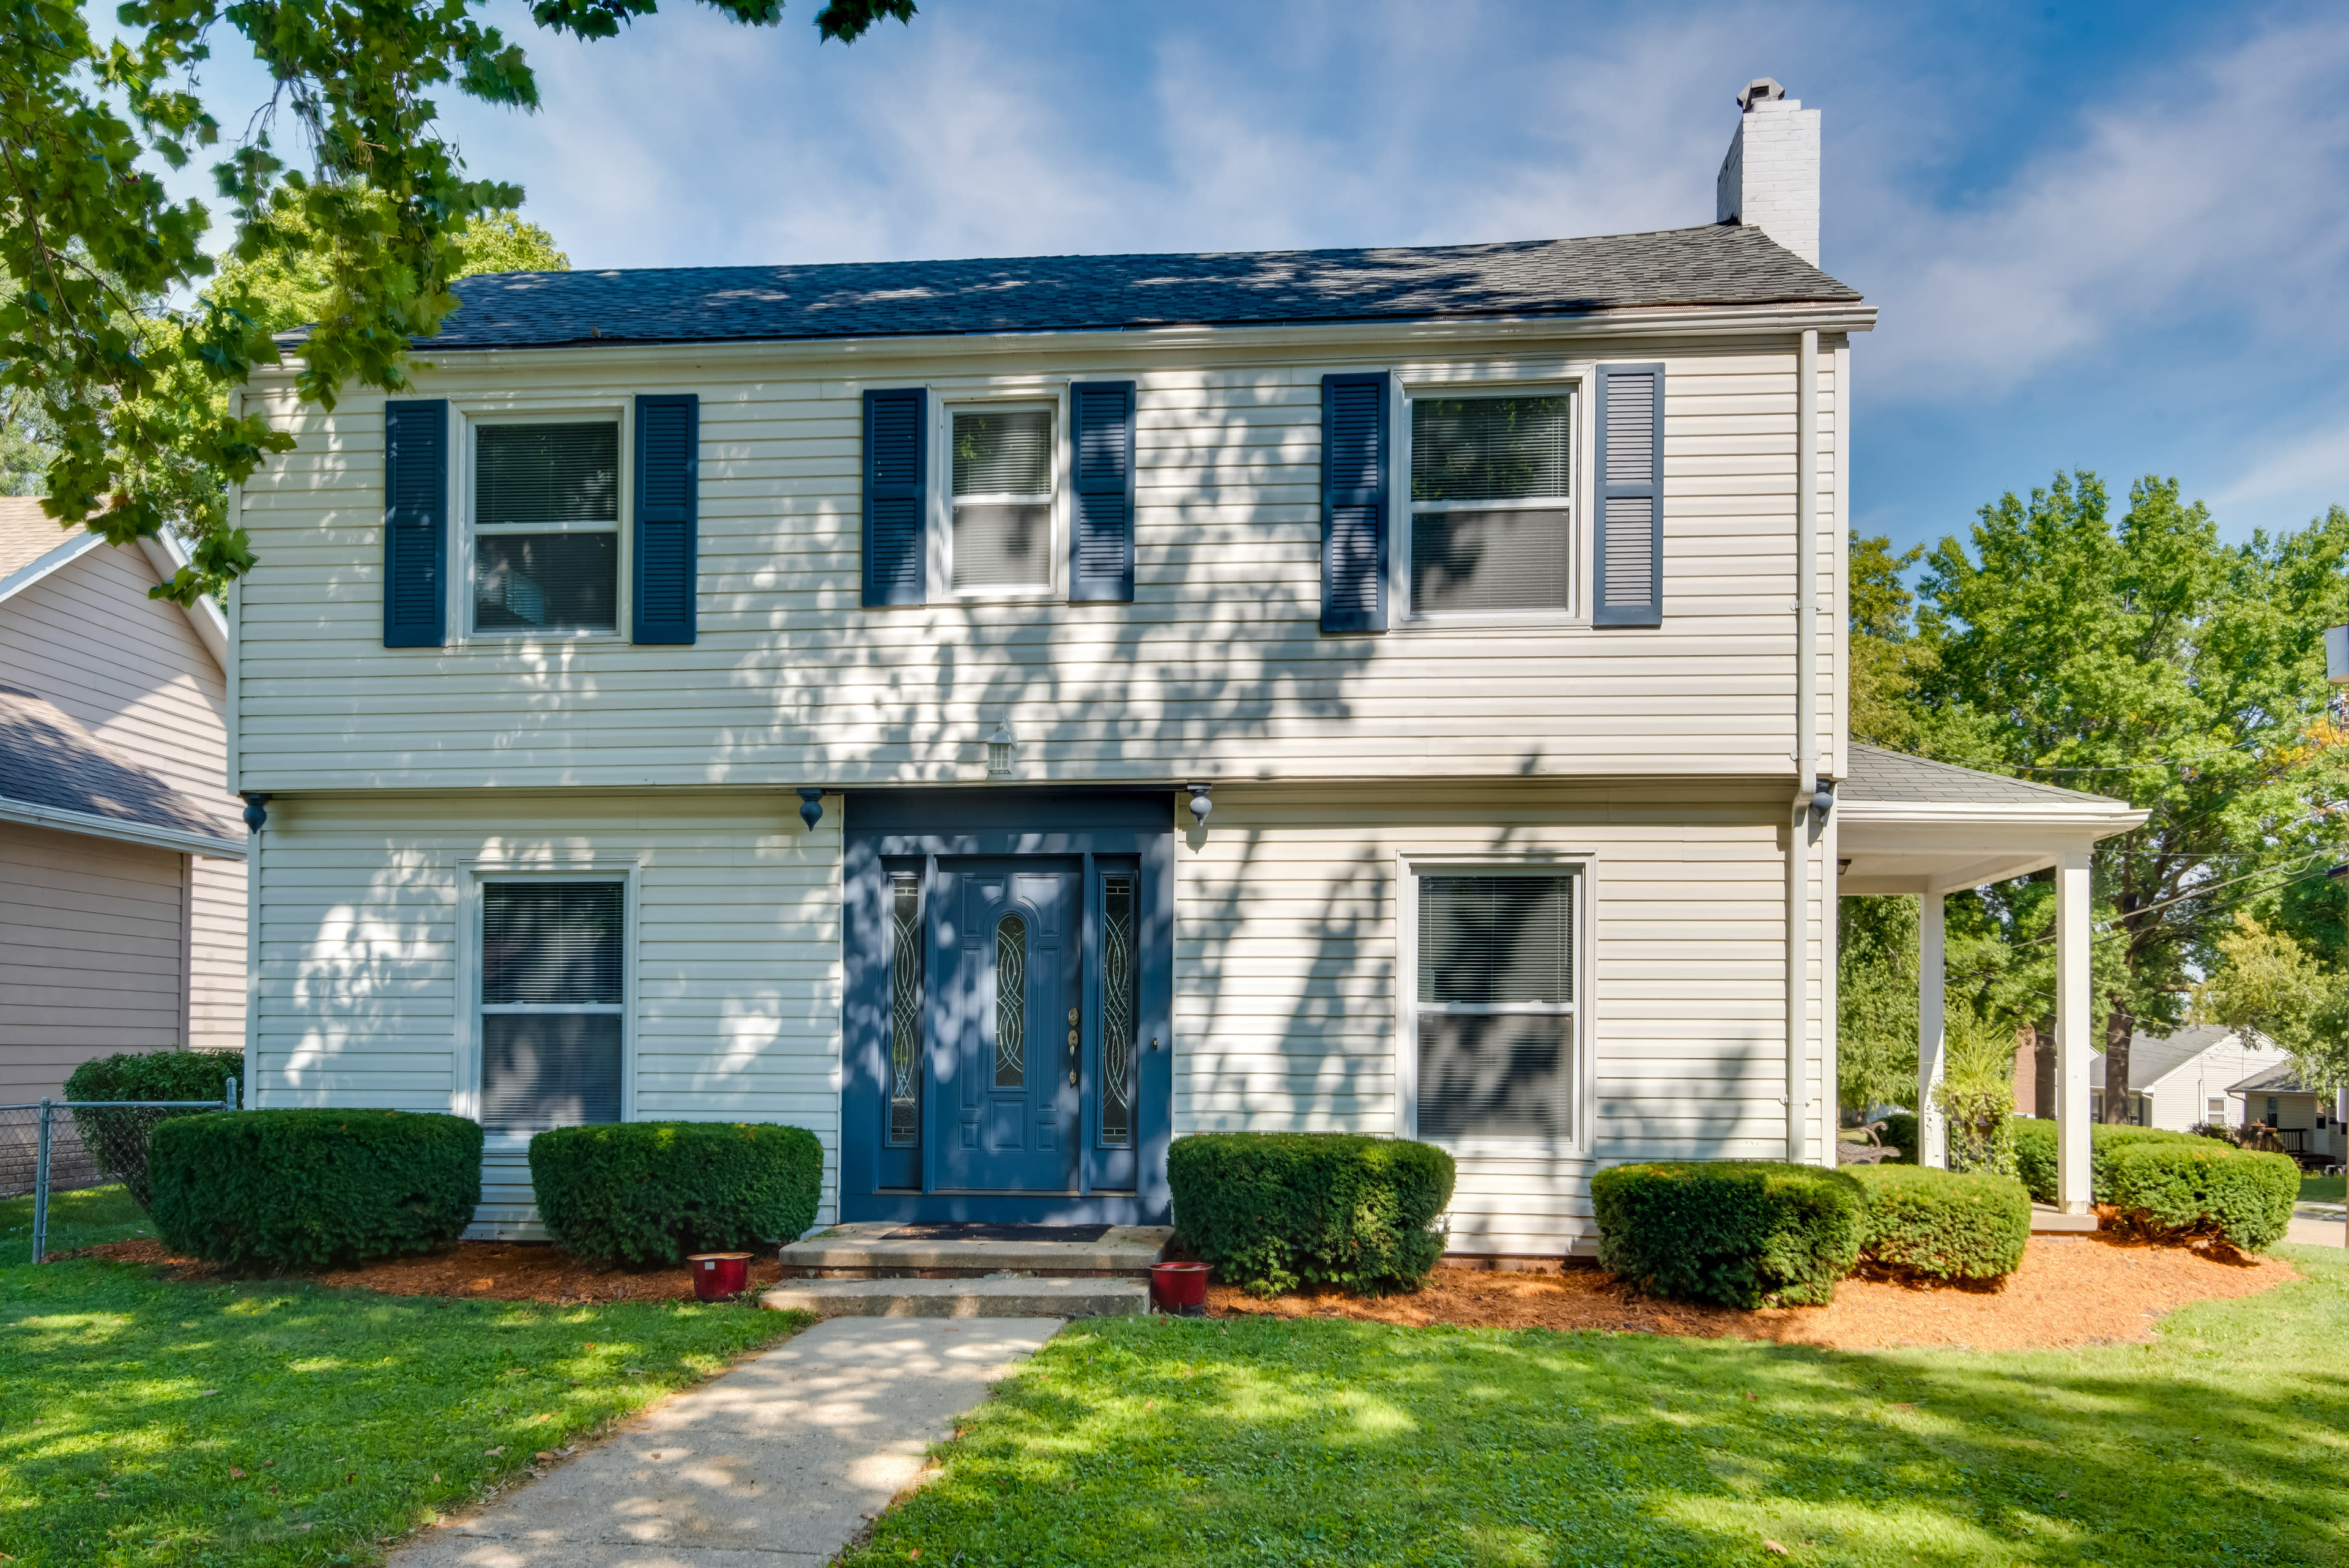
[1,1076,237,1261]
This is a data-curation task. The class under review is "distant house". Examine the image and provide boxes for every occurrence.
[2081,1025,2288,1132]
[2225,1063,2345,1166]
[0,498,248,1102]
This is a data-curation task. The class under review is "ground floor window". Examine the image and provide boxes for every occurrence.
[478,880,625,1134]
[1409,869,1578,1143]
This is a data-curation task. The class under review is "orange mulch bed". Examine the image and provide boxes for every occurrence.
[1208,1233,2299,1351]
[69,1237,786,1304]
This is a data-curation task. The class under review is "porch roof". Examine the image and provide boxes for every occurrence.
[1836,743,2146,896]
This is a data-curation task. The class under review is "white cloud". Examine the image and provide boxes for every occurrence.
[2213,415,2349,518]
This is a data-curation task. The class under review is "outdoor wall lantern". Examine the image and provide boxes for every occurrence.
[1187,782,1213,827]
[240,792,271,832]
[796,788,825,831]
[987,718,1018,779]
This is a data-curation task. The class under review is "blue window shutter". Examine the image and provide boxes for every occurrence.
[1069,381,1136,602]
[383,399,448,647]
[632,393,699,644]
[863,388,927,607]
[1321,371,1389,633]
[1594,364,1664,628]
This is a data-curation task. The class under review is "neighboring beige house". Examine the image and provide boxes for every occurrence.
[2227,1063,2345,1166]
[0,497,248,1101]
[2084,1024,2289,1131]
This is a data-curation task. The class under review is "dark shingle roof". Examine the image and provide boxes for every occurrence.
[0,684,242,846]
[2227,1062,2318,1096]
[2087,1025,2248,1091]
[1842,744,2129,808]
[333,224,1861,353]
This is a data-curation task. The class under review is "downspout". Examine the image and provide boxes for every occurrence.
[1787,327,1820,1164]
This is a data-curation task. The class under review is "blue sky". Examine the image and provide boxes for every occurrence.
[164,0,2349,555]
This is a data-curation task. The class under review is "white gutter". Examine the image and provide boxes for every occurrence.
[0,795,247,858]
[0,531,103,607]
[1787,327,1820,1164]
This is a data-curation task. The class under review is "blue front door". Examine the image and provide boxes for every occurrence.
[930,860,1081,1192]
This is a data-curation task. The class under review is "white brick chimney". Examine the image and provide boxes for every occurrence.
[1715,77,1820,267]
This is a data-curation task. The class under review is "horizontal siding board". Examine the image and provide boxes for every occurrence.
[236,336,1837,788]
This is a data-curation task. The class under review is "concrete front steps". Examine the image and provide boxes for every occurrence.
[761,1222,1173,1319]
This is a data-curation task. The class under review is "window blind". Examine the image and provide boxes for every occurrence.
[953,411,1051,496]
[1411,396,1569,502]
[481,1014,623,1133]
[952,503,1052,589]
[476,423,618,526]
[1418,875,1573,1005]
[483,882,625,1005]
[473,534,618,631]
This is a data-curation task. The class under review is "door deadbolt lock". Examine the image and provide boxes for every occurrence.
[1067,1008,1078,1025]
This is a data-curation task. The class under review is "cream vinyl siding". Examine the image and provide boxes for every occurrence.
[0,824,189,1099]
[0,539,248,1053]
[1174,782,1828,1257]
[232,332,1841,792]
[248,792,842,1236]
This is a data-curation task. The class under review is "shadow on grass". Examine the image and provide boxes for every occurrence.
[845,1246,2349,1567]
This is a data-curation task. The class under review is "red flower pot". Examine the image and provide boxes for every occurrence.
[1149,1261,1209,1317]
[689,1252,753,1301]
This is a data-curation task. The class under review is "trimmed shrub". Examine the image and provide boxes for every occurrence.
[2104,1140,2298,1252]
[148,1110,481,1268]
[62,1049,242,1104]
[61,1049,242,1209]
[1592,1161,1865,1309]
[1166,1132,1455,1296]
[2011,1120,2201,1205]
[529,1121,822,1267]
[1846,1164,2029,1280]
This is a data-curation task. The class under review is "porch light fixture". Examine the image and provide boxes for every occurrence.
[987,718,1018,779]
[1187,782,1213,826]
[239,792,271,833]
[796,788,825,831]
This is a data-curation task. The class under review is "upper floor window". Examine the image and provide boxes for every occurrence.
[1408,393,1572,616]
[473,421,620,634]
[950,406,1053,593]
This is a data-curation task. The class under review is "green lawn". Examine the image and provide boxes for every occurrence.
[846,1245,2349,1567]
[2302,1172,2345,1205]
[0,1186,811,1567]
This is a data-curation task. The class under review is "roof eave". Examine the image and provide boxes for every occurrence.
[255,299,1878,378]
[0,795,247,859]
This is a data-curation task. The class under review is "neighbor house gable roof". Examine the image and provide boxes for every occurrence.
[2087,1025,2271,1093]
[0,498,228,666]
[284,223,1864,355]
[0,682,244,857]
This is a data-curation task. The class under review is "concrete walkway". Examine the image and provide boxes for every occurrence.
[392,1317,1062,1567]
[2287,1208,2346,1248]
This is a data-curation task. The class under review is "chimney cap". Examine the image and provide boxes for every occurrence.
[1737,77,1786,111]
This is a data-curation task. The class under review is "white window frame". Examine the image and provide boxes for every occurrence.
[1395,850,1594,1158]
[932,391,1067,601]
[453,401,633,644]
[454,856,642,1152]
[1395,377,1584,627]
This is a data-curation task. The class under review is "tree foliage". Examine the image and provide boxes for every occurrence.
[1904,474,2349,1117]
[2193,913,2346,1093]
[1,0,911,601]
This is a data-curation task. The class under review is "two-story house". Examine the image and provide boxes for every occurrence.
[229,80,2138,1255]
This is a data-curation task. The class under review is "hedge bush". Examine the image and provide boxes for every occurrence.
[148,1110,481,1268]
[2104,1140,2298,1252]
[2011,1119,2202,1205]
[1591,1161,1865,1309]
[529,1121,823,1267]
[62,1049,242,1104]
[1166,1132,1455,1296]
[1846,1164,2030,1280]
[61,1049,242,1209]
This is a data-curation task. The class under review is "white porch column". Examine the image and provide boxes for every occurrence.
[2054,849,2093,1213]
[1917,891,1946,1169]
